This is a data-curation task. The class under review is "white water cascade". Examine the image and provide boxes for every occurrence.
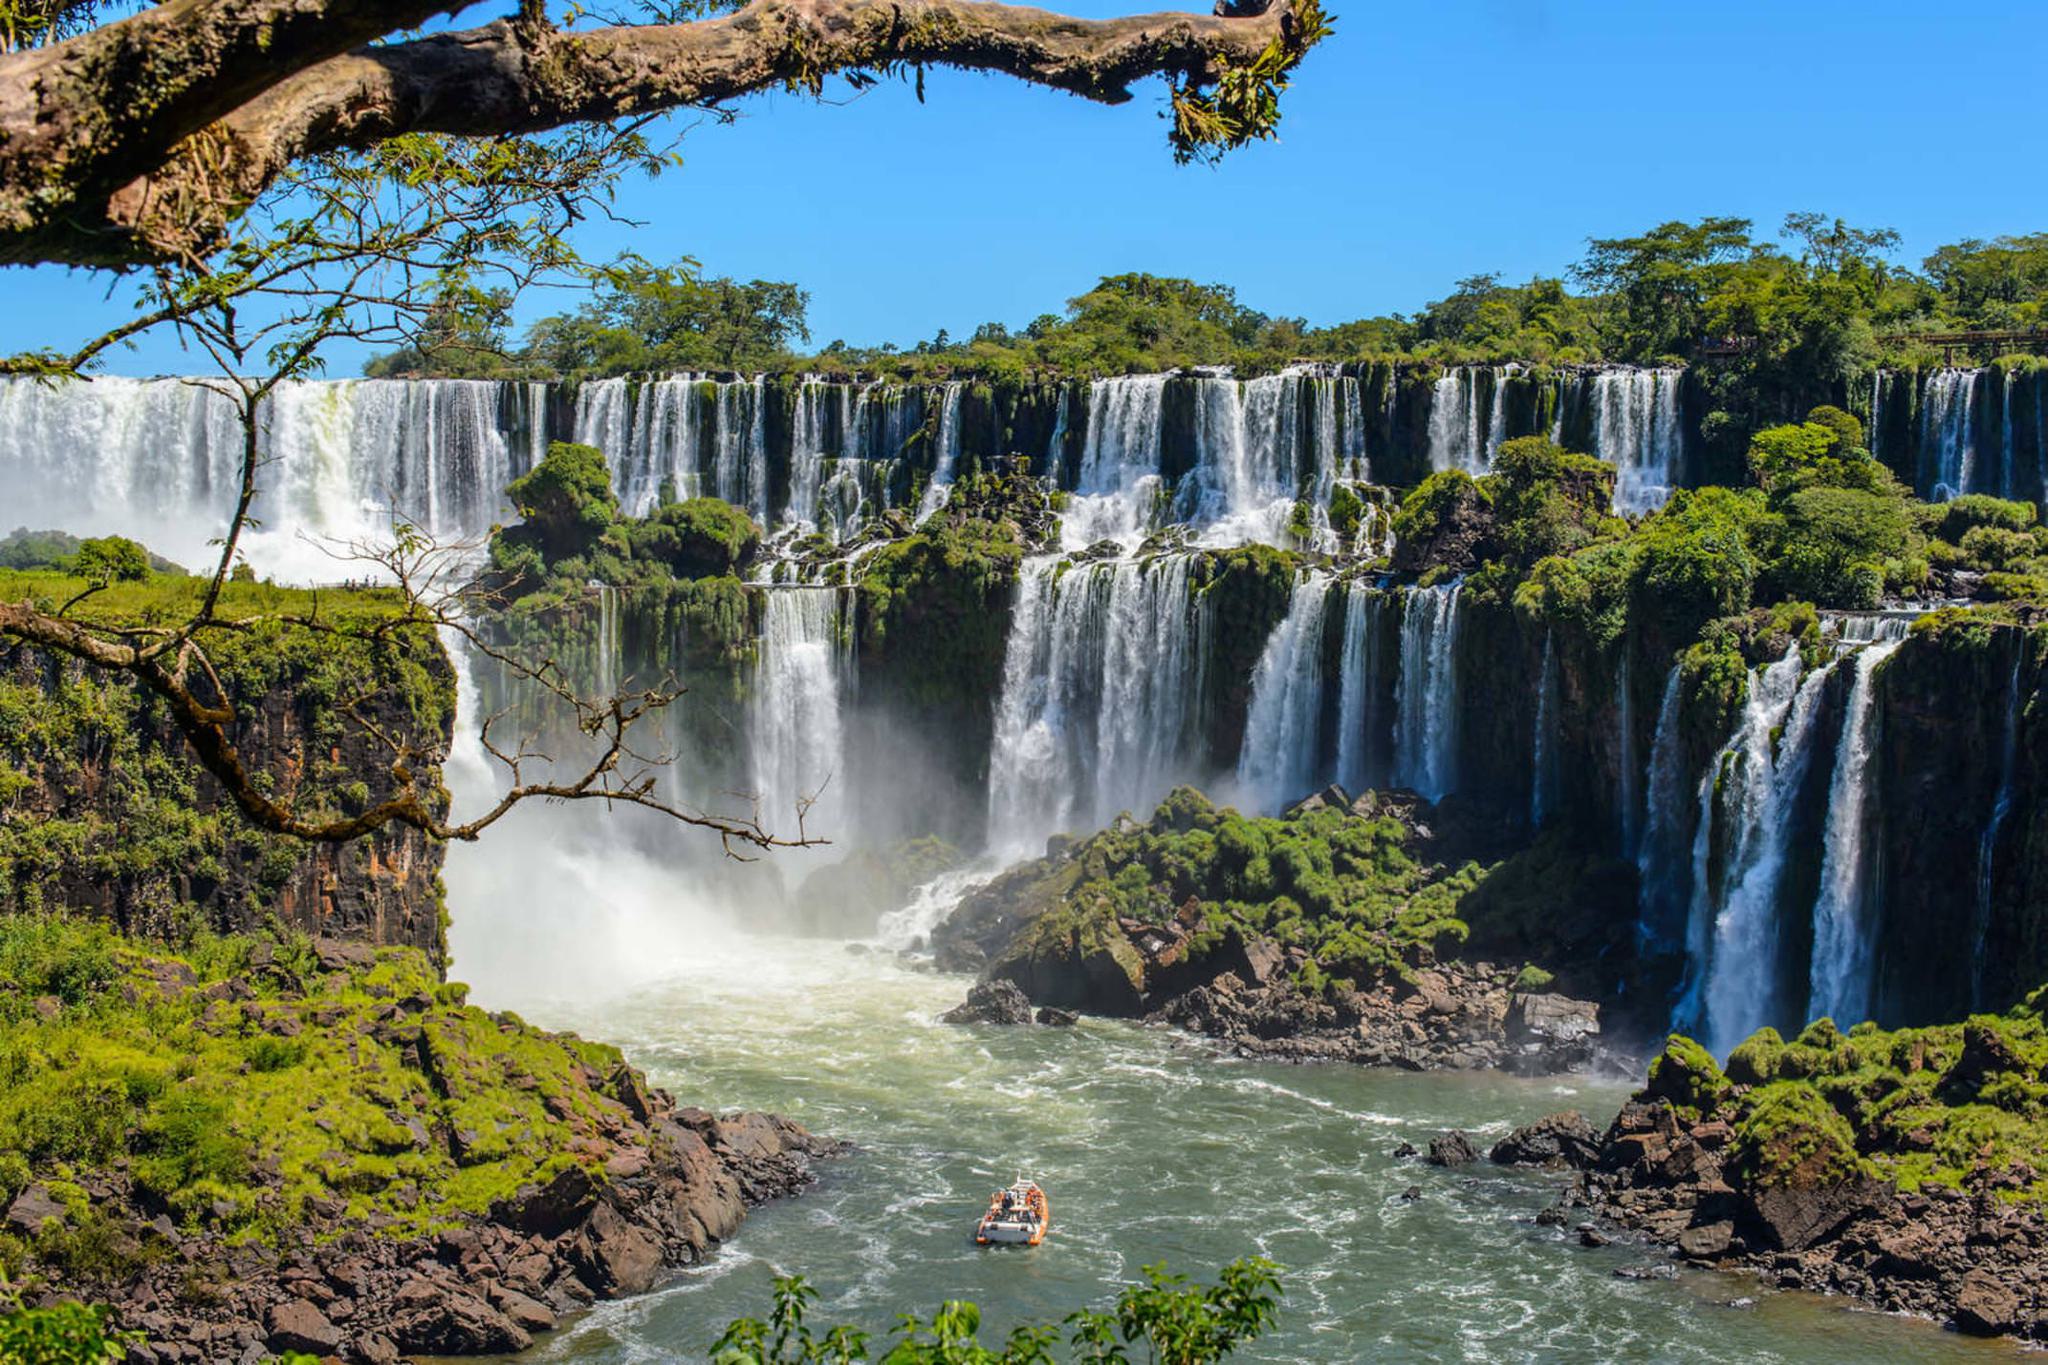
[1589,368,1686,514]
[1973,651,2027,1008]
[1530,633,1561,827]
[1235,576,1333,811]
[1333,584,1387,795]
[1805,618,1911,1026]
[1393,583,1463,801]
[1426,367,1514,475]
[1920,369,1980,500]
[985,554,1201,853]
[0,374,534,580]
[915,382,965,523]
[1067,376,1169,549]
[751,587,850,845]
[1685,648,1836,1054]
[1634,663,1689,953]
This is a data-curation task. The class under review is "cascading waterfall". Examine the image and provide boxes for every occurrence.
[1067,376,1168,549]
[0,374,532,577]
[1616,651,1640,855]
[787,378,832,531]
[1634,663,1689,953]
[752,587,849,843]
[915,382,965,522]
[1530,632,1560,827]
[1426,368,1495,475]
[1235,576,1333,812]
[986,554,1200,852]
[1393,583,1462,801]
[592,586,622,699]
[1684,648,1836,1054]
[1589,368,1685,514]
[1805,618,1911,1027]
[1921,369,1979,500]
[1973,650,2027,1008]
[1333,583,1386,795]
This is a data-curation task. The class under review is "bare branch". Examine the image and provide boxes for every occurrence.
[0,0,1317,265]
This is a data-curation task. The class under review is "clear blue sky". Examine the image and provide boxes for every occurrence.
[7,0,2045,375]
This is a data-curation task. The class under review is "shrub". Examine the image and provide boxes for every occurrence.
[625,497,761,579]
[1927,493,2036,543]
[72,536,151,584]
[505,441,618,563]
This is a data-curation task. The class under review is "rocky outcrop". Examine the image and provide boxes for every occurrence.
[941,978,1035,1025]
[1153,960,1604,1074]
[85,1107,835,1364]
[1553,1028,2048,1342]
[1489,1111,1602,1170]
[0,627,453,965]
[7,936,841,1363]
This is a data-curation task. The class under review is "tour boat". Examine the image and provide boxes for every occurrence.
[975,1178,1050,1246]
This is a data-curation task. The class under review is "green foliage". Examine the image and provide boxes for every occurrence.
[1644,1035,1728,1114]
[0,922,651,1265]
[504,441,619,564]
[626,497,762,579]
[1758,485,1912,609]
[710,1257,1281,1364]
[994,787,1478,989]
[1926,494,2038,543]
[1485,437,1619,567]
[523,264,810,377]
[0,1292,133,1365]
[1628,487,1766,639]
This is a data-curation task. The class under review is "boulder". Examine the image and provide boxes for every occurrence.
[4,1184,66,1235]
[390,1292,532,1355]
[1954,1268,2024,1336]
[1676,1220,1735,1260]
[265,1299,341,1357]
[488,1284,558,1334]
[491,1162,598,1238]
[1489,1111,1602,1170]
[941,979,1035,1026]
[1034,1007,1079,1027]
[571,1202,663,1297]
[1426,1131,1481,1167]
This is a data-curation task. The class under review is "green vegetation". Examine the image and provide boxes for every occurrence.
[0,1291,134,1365]
[710,1256,1281,1364]
[1,528,186,579]
[0,570,450,934]
[0,915,647,1286]
[486,440,763,606]
[998,787,1480,994]
[1653,992,2048,1203]
[369,219,2048,399]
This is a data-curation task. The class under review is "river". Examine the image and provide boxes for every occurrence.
[443,823,2011,1364]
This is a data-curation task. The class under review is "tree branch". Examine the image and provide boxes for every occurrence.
[0,0,1313,265]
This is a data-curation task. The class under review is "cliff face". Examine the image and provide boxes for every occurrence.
[0,623,454,964]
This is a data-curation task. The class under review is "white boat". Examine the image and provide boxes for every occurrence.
[975,1178,1049,1246]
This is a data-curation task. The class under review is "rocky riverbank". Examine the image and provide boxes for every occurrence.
[1475,1013,2048,1343]
[932,785,1610,1075]
[0,923,838,1363]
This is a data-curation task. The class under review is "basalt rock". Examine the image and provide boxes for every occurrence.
[1490,1111,1601,1170]
[941,978,1036,1025]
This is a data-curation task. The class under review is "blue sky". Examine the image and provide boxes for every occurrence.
[6,0,2045,374]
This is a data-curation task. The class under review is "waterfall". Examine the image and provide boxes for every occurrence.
[1425,369,1492,475]
[787,378,831,530]
[1067,377,1168,549]
[592,586,622,698]
[1530,632,1560,827]
[874,864,1002,951]
[986,554,1199,852]
[1393,582,1462,801]
[1973,649,2026,1008]
[1333,583,1385,794]
[1921,369,1980,500]
[1634,663,1689,953]
[0,374,528,579]
[1590,369,1685,514]
[1684,648,1836,1054]
[1616,651,1640,854]
[1805,621,1910,1027]
[752,587,848,842]
[915,382,965,522]
[1236,576,1332,812]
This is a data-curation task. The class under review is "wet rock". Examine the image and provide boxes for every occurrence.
[1426,1131,1480,1167]
[1489,1111,1601,1170]
[1955,1268,2023,1336]
[264,1299,340,1356]
[488,1284,558,1334]
[391,1291,531,1355]
[1034,1007,1079,1027]
[571,1202,663,1297]
[942,979,1035,1026]
[1613,1263,1676,1281]
[1677,1220,1735,1260]
[1392,1142,1419,1160]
